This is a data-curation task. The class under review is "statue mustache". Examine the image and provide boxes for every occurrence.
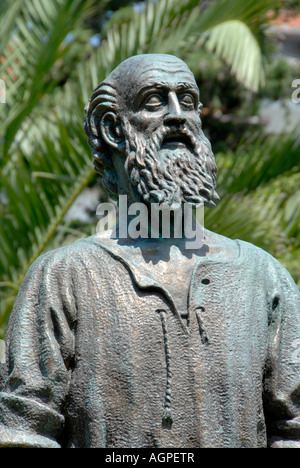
[126,124,198,171]
[122,119,219,208]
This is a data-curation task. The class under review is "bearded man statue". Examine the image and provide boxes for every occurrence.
[0,54,299,449]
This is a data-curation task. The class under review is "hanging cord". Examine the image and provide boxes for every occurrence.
[156,309,173,428]
[195,307,210,344]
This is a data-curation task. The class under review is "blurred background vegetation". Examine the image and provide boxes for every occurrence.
[0,0,300,337]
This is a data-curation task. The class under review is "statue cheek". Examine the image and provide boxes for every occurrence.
[128,111,164,135]
[188,114,202,133]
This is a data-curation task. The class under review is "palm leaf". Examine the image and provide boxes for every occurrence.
[0,0,24,53]
[0,0,94,160]
[0,112,95,333]
[202,20,264,91]
[205,131,300,284]
[77,0,279,92]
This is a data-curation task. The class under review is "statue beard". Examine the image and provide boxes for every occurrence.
[121,119,220,209]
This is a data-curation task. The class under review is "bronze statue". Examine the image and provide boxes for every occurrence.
[0,54,299,448]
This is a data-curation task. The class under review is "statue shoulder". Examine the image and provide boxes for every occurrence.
[25,235,112,279]
[204,229,298,292]
[235,238,299,294]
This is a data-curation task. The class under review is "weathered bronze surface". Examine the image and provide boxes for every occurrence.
[0,54,299,448]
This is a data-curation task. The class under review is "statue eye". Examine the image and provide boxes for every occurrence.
[179,93,195,109]
[144,94,163,111]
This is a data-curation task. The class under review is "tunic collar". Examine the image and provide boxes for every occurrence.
[83,233,243,334]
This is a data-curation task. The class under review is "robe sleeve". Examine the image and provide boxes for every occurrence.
[264,257,300,448]
[0,250,76,448]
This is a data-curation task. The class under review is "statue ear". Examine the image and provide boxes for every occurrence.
[100,112,124,150]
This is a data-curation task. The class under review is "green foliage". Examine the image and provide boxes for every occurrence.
[1,0,298,337]
[258,57,300,100]
[208,131,300,265]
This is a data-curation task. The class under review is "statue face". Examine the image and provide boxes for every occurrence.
[86,55,219,208]
[124,65,202,145]
[115,56,218,209]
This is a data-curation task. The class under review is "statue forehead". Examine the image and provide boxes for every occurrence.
[107,54,197,98]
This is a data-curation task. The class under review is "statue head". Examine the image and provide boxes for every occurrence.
[84,54,219,208]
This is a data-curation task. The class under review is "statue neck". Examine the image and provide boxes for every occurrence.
[115,195,204,249]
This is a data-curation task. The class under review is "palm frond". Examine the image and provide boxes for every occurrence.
[202,20,264,91]
[0,0,24,53]
[205,131,300,285]
[0,111,95,333]
[76,0,279,92]
[216,130,300,194]
[0,0,94,160]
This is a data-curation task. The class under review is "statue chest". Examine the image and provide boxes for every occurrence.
[68,256,268,448]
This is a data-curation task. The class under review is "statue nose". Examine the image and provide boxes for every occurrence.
[163,92,186,126]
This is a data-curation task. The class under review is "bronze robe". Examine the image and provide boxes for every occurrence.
[0,234,299,448]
